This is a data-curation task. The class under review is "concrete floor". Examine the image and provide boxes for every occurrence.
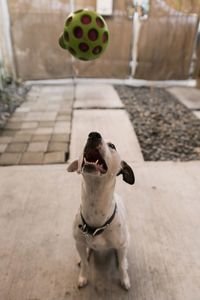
[0,162,200,300]
[0,84,200,300]
[168,87,200,119]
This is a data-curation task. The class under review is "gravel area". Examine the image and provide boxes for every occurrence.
[0,84,29,129]
[115,85,200,161]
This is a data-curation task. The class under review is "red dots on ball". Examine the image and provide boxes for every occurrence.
[81,14,92,24]
[88,29,98,41]
[79,43,89,52]
[93,45,102,55]
[74,27,83,39]
[59,10,109,60]
[96,17,104,28]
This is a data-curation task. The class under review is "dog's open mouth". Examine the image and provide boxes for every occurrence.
[82,148,108,174]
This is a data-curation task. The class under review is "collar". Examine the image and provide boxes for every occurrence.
[79,203,117,237]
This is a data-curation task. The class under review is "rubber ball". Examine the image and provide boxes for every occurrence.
[59,9,109,61]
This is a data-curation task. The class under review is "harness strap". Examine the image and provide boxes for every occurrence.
[79,203,117,237]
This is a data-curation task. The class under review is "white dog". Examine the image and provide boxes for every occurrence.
[67,132,135,290]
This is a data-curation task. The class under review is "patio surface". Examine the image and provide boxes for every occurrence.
[0,83,200,300]
[168,86,200,119]
[0,85,73,165]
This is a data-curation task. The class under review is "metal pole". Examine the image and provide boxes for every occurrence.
[70,0,74,12]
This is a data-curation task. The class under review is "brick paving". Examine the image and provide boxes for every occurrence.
[0,84,73,165]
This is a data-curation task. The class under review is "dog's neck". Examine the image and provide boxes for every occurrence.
[81,175,116,227]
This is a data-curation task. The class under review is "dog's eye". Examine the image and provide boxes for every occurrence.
[108,143,116,150]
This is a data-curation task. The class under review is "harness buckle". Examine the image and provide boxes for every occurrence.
[79,224,89,236]
[79,203,117,237]
[93,225,107,236]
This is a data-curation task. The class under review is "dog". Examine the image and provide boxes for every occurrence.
[67,132,135,290]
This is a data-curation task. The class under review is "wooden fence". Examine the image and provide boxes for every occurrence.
[2,0,200,81]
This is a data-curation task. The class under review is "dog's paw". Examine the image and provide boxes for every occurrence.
[120,275,131,291]
[78,276,88,288]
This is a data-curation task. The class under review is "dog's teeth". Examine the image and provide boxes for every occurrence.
[95,160,99,164]
[84,157,97,165]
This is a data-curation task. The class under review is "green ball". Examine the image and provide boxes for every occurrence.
[59,9,109,61]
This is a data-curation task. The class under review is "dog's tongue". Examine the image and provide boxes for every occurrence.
[83,148,108,174]
[97,164,107,174]
[84,162,106,174]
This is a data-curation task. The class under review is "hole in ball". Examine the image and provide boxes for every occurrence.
[64,31,69,42]
[79,57,89,61]
[96,17,104,28]
[74,27,83,39]
[65,16,73,26]
[74,9,84,14]
[69,47,76,56]
[102,31,108,43]
[79,43,89,52]
[81,14,92,25]
[59,35,68,49]
[88,29,98,41]
[92,45,102,55]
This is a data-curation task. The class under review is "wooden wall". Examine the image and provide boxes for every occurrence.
[73,0,132,78]
[6,0,200,81]
[8,0,74,80]
[8,0,132,80]
[134,0,199,80]
[195,31,200,85]
[165,0,200,14]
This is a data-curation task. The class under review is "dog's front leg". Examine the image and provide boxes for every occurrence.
[117,247,131,290]
[76,242,89,288]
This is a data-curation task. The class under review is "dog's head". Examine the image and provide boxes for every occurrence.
[67,132,135,185]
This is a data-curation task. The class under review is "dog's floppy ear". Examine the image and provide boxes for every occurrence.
[118,160,135,185]
[67,160,79,172]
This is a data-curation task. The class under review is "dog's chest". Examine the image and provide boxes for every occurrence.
[85,234,111,250]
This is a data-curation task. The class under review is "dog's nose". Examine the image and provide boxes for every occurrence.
[88,132,102,140]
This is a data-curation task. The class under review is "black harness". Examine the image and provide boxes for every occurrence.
[79,203,117,237]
